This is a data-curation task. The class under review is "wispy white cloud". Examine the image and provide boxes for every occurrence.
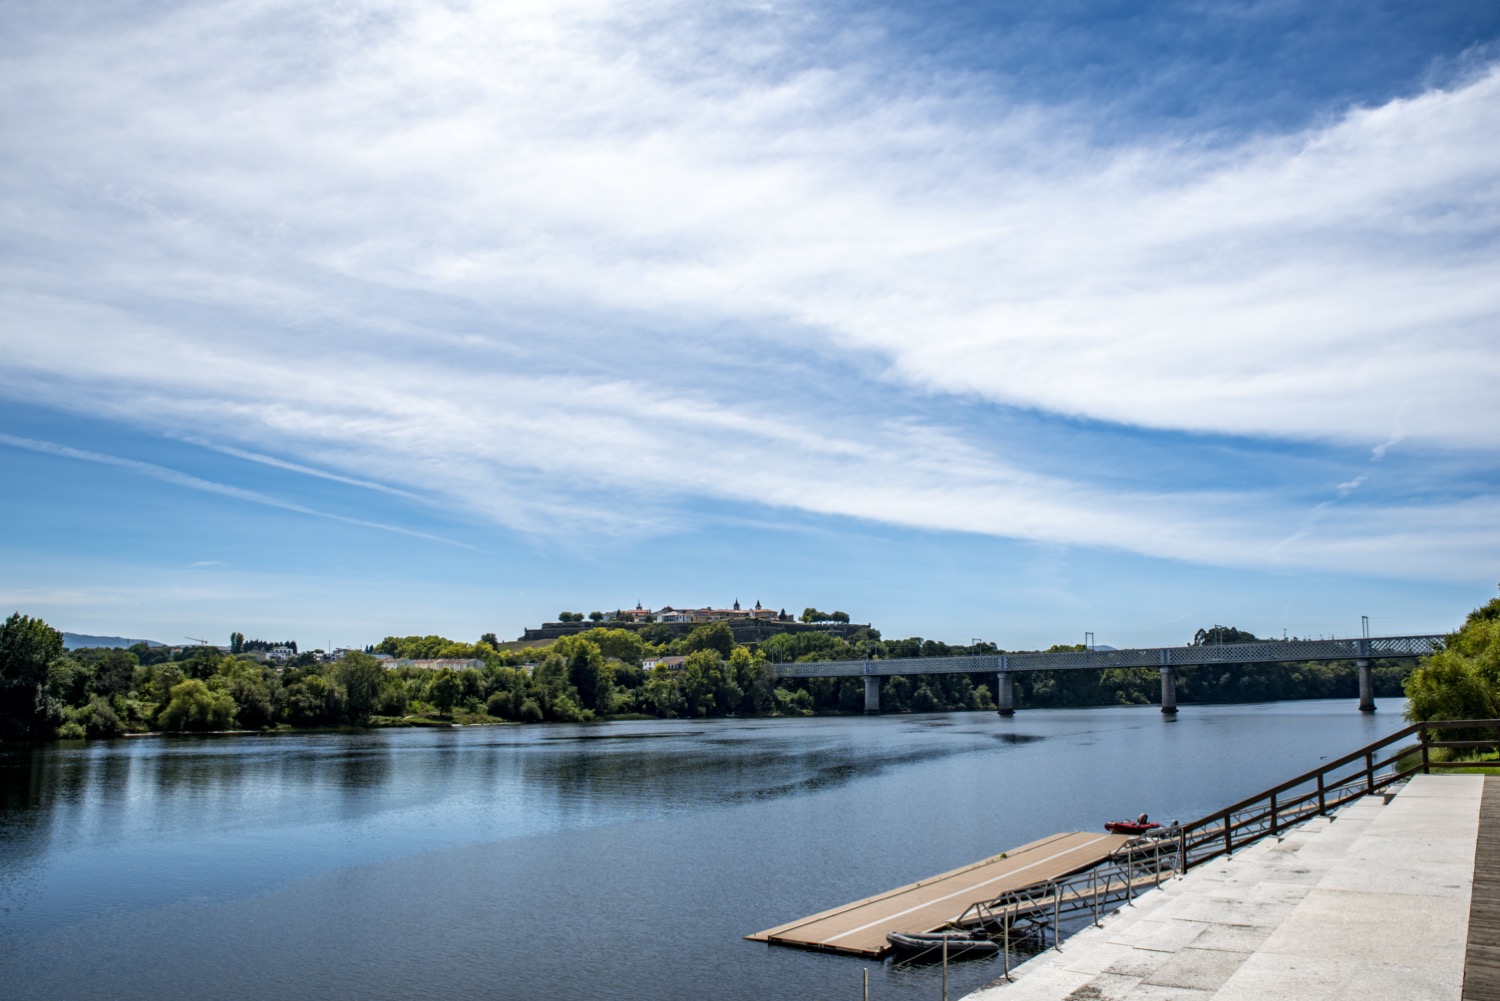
[0,433,481,550]
[1371,430,1406,461]
[178,438,428,503]
[1,0,1497,583]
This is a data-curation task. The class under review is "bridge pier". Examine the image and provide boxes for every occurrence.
[1357,659,1375,712]
[996,671,1015,716]
[1160,666,1178,715]
[864,675,880,714]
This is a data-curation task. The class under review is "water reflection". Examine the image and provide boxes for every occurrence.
[0,703,1408,1001]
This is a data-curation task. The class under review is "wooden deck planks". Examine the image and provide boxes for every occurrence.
[1464,776,1500,1001]
[746,831,1130,957]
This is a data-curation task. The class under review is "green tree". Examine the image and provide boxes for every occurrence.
[532,652,567,689]
[63,696,124,738]
[130,641,169,666]
[553,637,609,714]
[157,678,237,732]
[686,622,735,660]
[86,648,138,699]
[1405,598,1500,729]
[44,655,90,708]
[179,647,223,680]
[679,649,740,716]
[761,631,844,663]
[0,612,65,738]
[971,683,996,711]
[282,674,343,727]
[910,683,941,712]
[377,635,454,659]
[773,686,814,715]
[639,623,674,645]
[427,669,461,715]
[485,690,513,718]
[729,646,770,714]
[581,627,645,665]
[136,662,186,714]
[376,677,409,717]
[1192,625,1260,646]
[223,664,275,730]
[543,687,592,722]
[332,652,387,725]
[642,667,687,717]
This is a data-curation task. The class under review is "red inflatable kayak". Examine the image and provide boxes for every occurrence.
[1104,819,1161,835]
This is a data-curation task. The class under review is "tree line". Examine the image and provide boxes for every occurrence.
[0,612,1416,741]
[1403,595,1500,729]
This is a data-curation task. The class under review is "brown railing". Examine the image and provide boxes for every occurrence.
[935,719,1500,983]
[1173,718,1500,871]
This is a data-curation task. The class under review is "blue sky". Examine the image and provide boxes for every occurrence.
[2,0,1498,650]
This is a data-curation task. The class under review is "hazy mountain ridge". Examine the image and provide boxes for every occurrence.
[62,632,164,650]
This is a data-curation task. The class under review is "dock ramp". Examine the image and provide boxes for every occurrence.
[746,831,1130,958]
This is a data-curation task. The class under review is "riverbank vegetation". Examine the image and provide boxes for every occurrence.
[0,611,1416,740]
[1402,595,1500,768]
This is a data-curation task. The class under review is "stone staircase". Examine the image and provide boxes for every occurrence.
[965,774,1482,1000]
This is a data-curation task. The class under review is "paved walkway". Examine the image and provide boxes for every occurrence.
[965,773,1484,1001]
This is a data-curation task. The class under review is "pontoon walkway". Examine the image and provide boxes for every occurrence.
[747,831,1130,958]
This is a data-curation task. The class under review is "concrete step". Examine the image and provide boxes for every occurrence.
[966,775,1482,1001]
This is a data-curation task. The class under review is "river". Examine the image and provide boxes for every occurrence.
[0,700,1404,1000]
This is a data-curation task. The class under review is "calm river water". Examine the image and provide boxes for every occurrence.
[0,700,1404,1001]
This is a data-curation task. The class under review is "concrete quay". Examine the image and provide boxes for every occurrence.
[965,773,1488,1001]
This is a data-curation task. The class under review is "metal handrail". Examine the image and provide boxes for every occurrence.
[951,835,1176,978]
[1173,717,1500,870]
[945,718,1500,981]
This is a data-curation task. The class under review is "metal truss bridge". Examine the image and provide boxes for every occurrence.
[769,634,1445,715]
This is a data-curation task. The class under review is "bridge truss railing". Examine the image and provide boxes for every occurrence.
[768,635,1445,679]
[772,654,997,679]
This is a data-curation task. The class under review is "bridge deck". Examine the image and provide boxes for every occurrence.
[746,831,1130,958]
[771,634,1442,679]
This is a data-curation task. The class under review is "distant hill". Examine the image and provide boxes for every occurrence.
[63,632,164,650]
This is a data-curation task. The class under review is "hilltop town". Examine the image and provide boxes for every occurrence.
[520,600,867,641]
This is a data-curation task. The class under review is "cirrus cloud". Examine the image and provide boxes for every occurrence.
[1,0,1497,585]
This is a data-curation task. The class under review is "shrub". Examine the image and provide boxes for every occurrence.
[157,679,237,732]
[376,681,408,717]
[73,698,123,738]
[1406,597,1500,739]
[773,687,813,715]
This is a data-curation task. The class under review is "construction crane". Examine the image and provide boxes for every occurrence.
[185,636,209,645]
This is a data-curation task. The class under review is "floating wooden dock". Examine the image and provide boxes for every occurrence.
[746,831,1131,958]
